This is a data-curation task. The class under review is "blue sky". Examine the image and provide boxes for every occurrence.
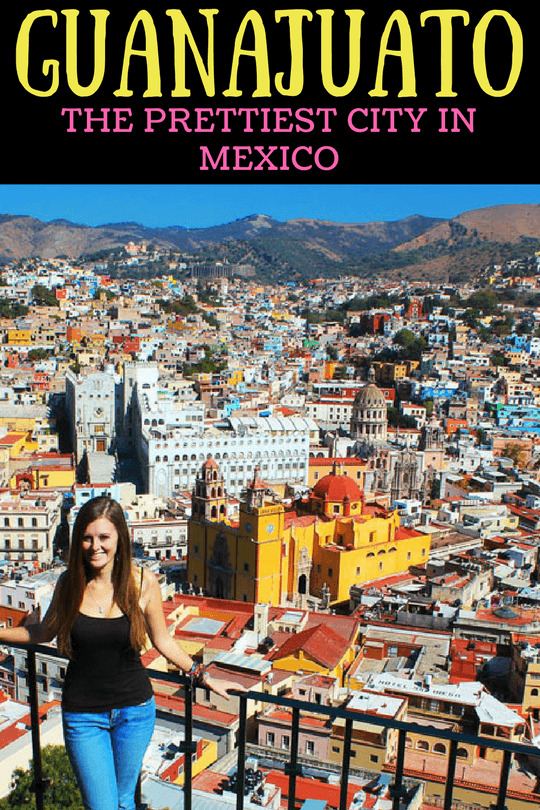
[0,185,538,229]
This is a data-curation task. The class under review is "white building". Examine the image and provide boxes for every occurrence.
[0,698,64,798]
[125,363,316,498]
[65,368,119,461]
[0,568,63,615]
[142,413,315,499]
[0,492,63,567]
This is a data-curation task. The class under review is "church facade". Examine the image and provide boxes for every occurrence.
[188,459,431,607]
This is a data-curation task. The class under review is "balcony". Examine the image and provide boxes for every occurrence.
[7,642,540,810]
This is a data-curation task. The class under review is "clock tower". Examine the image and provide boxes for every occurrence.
[238,469,285,604]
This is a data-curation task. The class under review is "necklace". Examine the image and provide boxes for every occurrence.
[86,583,114,616]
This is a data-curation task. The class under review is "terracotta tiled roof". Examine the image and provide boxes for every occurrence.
[269,623,350,669]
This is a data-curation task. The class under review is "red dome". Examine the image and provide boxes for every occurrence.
[311,472,363,503]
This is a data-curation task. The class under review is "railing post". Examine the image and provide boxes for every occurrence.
[180,675,196,810]
[285,706,302,810]
[390,728,408,810]
[27,647,48,810]
[236,695,248,810]
[495,749,512,810]
[443,739,458,810]
[339,718,353,810]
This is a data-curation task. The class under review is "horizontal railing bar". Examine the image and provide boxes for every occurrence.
[239,689,540,759]
[8,643,540,761]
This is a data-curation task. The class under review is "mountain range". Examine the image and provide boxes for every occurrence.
[1,203,539,283]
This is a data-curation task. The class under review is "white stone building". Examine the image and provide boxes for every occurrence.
[124,362,316,498]
[0,568,63,614]
[140,413,315,499]
[65,367,119,461]
[0,492,63,567]
[130,516,188,561]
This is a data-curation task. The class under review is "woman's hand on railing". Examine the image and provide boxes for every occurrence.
[203,674,248,700]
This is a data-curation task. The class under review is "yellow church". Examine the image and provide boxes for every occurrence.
[188,459,431,607]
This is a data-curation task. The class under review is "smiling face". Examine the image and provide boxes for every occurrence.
[81,516,119,577]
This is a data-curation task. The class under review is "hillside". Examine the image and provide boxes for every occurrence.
[0,203,538,282]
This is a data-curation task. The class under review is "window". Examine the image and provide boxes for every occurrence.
[433,743,446,755]
[305,741,315,755]
[328,568,333,578]
[281,735,290,750]
[266,732,275,747]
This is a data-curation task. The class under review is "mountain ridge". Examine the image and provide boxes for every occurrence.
[0,203,538,282]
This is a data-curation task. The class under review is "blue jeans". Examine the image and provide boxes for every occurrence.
[62,697,156,810]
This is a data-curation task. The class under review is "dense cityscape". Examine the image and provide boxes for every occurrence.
[1,237,540,809]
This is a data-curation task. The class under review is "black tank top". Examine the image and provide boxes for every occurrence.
[62,613,153,712]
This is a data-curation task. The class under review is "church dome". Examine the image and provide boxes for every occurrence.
[353,383,386,408]
[350,382,388,442]
[312,471,363,503]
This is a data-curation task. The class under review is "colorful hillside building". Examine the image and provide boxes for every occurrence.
[188,460,430,607]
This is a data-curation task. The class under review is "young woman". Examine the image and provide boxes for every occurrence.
[0,496,243,810]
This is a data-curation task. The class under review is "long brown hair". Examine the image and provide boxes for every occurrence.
[54,496,147,658]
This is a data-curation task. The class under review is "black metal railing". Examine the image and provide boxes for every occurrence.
[10,643,540,810]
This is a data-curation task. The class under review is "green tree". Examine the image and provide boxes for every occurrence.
[392,329,427,360]
[0,302,29,319]
[32,285,60,308]
[27,348,50,361]
[387,407,417,429]
[0,745,82,810]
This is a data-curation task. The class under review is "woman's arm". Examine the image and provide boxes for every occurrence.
[142,570,197,671]
[142,570,245,699]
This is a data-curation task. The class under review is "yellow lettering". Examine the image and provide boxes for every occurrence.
[318,9,364,97]
[370,11,416,98]
[223,11,270,97]
[114,11,162,98]
[274,9,313,96]
[167,9,217,97]
[473,10,523,97]
[421,10,469,97]
[16,10,59,97]
[63,10,109,97]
